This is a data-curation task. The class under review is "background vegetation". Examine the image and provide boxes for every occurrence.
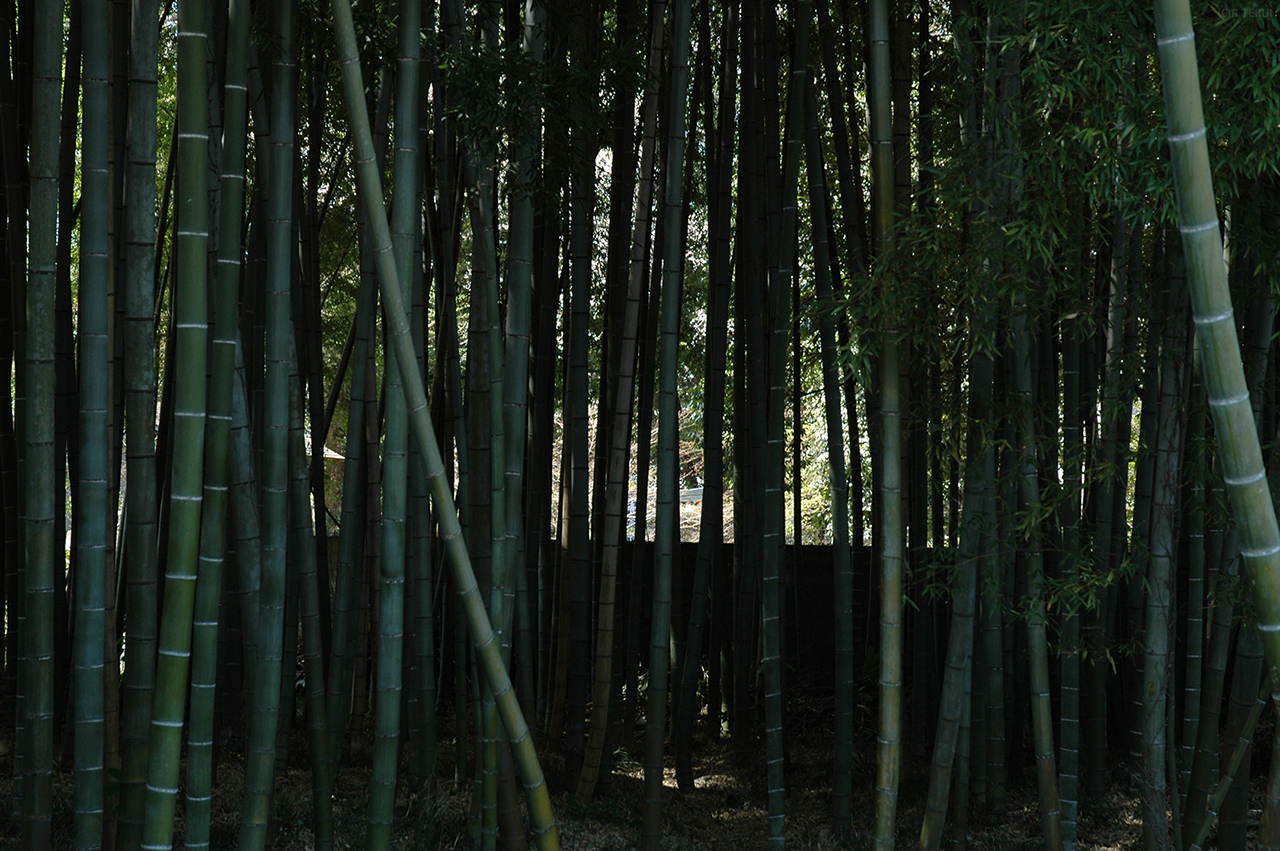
[2,0,1280,849]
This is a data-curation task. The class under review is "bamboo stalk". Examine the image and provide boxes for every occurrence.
[22,0,62,844]
[869,0,903,844]
[74,0,108,845]
[184,1,251,845]
[329,0,558,845]
[367,0,422,841]
[1189,671,1274,850]
[579,0,668,799]
[240,1,296,843]
[641,0,692,845]
[140,0,209,842]
[1154,0,1280,746]
[117,0,160,844]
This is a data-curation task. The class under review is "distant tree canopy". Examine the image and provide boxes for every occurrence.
[2,1,1280,849]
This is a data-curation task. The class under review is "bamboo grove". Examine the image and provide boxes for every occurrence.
[3,0,1280,849]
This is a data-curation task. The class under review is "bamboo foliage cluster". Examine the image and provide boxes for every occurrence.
[3,1,1280,850]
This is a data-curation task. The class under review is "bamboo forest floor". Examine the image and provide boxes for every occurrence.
[0,686,1266,849]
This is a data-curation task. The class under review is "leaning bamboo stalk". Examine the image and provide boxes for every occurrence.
[1189,671,1274,850]
[1152,0,1280,711]
[328,0,558,846]
[919,328,992,849]
[1219,618,1265,846]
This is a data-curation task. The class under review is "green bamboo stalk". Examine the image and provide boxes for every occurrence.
[802,63,855,835]
[562,0,594,793]
[367,0,421,841]
[1219,616,1264,847]
[1189,670,1273,850]
[1127,283,1161,766]
[761,3,808,845]
[980,460,1006,816]
[287,369,334,849]
[1142,258,1188,851]
[139,0,208,843]
[737,49,762,762]
[462,175,499,845]
[919,350,991,849]
[640,0,692,846]
[22,0,61,844]
[1011,299,1063,851]
[1153,0,1280,716]
[1058,263,1088,851]
[667,17,705,776]
[0,22,25,598]
[465,138,507,849]
[502,0,542,723]
[615,0,666,756]
[406,79,434,778]
[579,0,668,799]
[0,25,24,827]
[1261,713,1280,850]
[73,0,108,847]
[406,259,433,787]
[1082,214,1131,801]
[408,440,436,792]
[991,4,1062,845]
[462,3,511,824]
[182,344,227,851]
[326,253,376,769]
[623,291,659,749]
[228,341,264,684]
[329,0,558,845]
[674,0,735,797]
[1183,534,1237,835]
[182,409,226,851]
[1180,352,1207,808]
[954,636,975,851]
[474,169,506,670]
[869,0,903,845]
[183,2,250,845]
[240,0,296,843]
